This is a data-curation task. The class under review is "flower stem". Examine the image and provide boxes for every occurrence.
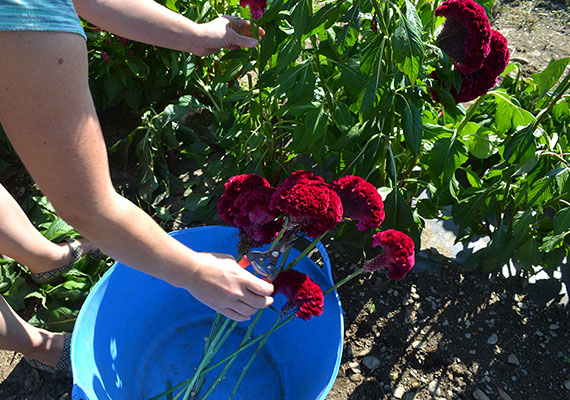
[285,231,328,271]
[200,315,295,375]
[227,315,291,400]
[323,268,364,296]
[198,311,265,400]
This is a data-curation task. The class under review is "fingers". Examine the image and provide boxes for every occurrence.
[229,18,266,39]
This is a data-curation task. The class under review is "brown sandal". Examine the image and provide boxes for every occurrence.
[30,239,82,285]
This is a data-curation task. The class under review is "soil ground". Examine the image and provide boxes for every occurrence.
[0,1,569,399]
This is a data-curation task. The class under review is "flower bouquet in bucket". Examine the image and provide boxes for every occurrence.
[149,170,416,400]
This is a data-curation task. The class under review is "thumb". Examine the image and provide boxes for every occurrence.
[227,30,259,48]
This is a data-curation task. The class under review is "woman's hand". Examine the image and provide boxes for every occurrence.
[193,16,266,56]
[184,251,274,321]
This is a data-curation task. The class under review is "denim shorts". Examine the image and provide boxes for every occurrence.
[0,0,86,40]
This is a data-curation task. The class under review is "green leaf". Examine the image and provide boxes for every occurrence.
[304,0,344,33]
[382,189,415,231]
[336,3,360,54]
[465,127,500,159]
[184,193,210,211]
[539,232,568,252]
[332,101,354,134]
[392,0,425,82]
[305,105,328,148]
[360,35,385,77]
[429,136,468,181]
[275,40,302,73]
[493,92,535,134]
[531,57,570,99]
[554,208,570,234]
[291,0,310,38]
[397,95,422,156]
[515,238,542,269]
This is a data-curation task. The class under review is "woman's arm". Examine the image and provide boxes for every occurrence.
[0,31,272,321]
[73,0,259,56]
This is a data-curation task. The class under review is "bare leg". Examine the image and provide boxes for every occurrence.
[0,182,95,274]
[0,295,65,368]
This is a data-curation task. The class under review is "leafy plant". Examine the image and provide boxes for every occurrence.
[0,195,113,331]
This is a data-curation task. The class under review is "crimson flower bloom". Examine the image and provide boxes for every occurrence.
[363,230,415,280]
[217,174,270,226]
[240,0,267,20]
[330,176,385,231]
[432,29,510,103]
[270,175,343,238]
[453,29,510,102]
[272,270,324,320]
[232,186,282,246]
[218,174,282,246]
[435,0,492,74]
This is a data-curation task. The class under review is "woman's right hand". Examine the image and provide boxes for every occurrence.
[183,251,274,321]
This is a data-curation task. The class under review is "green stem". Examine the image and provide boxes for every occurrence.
[455,94,486,135]
[199,311,266,400]
[284,232,327,271]
[323,268,364,296]
[200,315,295,375]
[227,315,290,400]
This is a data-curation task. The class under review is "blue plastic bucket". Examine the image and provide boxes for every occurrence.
[71,226,344,400]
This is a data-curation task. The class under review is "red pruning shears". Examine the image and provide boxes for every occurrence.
[238,236,300,281]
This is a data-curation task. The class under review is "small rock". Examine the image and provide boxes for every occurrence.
[348,361,361,374]
[507,354,520,365]
[487,333,498,345]
[428,380,442,396]
[58,394,71,400]
[349,373,364,383]
[394,386,406,398]
[465,333,472,339]
[564,379,570,390]
[549,323,559,330]
[470,350,477,355]
[472,387,491,400]
[362,355,381,371]
[535,330,544,336]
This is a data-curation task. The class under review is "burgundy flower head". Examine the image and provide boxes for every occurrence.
[431,29,510,103]
[233,186,282,246]
[435,0,492,74]
[331,176,385,230]
[272,270,324,320]
[270,177,343,237]
[271,170,325,202]
[217,174,270,226]
[363,229,415,280]
[240,0,267,20]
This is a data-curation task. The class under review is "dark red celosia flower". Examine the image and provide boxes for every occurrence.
[330,176,385,231]
[435,0,492,74]
[271,170,325,205]
[272,270,324,320]
[363,229,415,280]
[270,178,343,237]
[240,0,267,20]
[431,29,510,103]
[217,174,270,226]
[232,186,283,246]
